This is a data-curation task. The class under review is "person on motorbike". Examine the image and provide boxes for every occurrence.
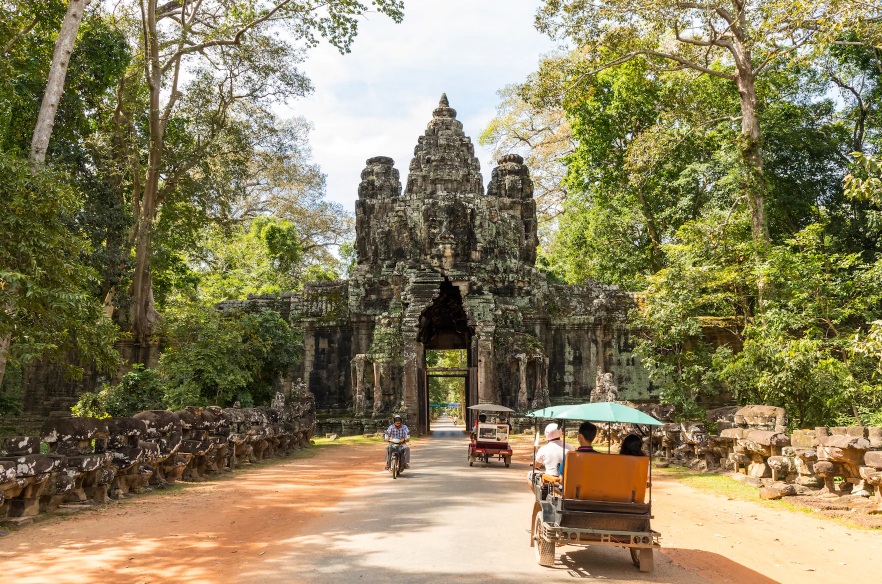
[383,414,410,470]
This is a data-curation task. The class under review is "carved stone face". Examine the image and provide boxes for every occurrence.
[422,199,472,268]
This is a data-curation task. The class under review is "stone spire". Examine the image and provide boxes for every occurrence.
[404,94,483,197]
[487,154,534,200]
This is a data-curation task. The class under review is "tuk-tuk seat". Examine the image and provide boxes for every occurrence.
[561,451,650,513]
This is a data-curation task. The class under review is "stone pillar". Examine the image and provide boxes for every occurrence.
[301,324,315,396]
[353,356,367,416]
[516,354,529,411]
[402,335,420,426]
[477,326,494,404]
[373,360,384,413]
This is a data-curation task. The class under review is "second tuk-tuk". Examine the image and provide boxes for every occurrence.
[527,402,663,572]
[467,404,513,467]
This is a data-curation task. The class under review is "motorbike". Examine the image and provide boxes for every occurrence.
[388,438,406,479]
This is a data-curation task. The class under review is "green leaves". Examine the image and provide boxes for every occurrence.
[845,152,882,205]
[0,152,121,380]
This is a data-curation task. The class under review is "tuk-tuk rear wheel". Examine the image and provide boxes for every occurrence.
[504,455,511,467]
[533,511,555,567]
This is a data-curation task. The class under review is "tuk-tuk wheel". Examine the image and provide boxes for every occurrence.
[468,454,474,467]
[533,511,555,567]
[504,455,511,467]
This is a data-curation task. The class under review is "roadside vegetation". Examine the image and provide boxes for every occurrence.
[482,2,882,427]
[0,1,403,422]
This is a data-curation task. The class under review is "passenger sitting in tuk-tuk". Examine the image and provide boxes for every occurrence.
[557,421,597,475]
[620,434,645,456]
[576,421,597,452]
[528,422,574,483]
[473,412,487,431]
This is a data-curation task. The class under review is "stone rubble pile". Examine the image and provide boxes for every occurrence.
[0,389,314,526]
[646,404,882,512]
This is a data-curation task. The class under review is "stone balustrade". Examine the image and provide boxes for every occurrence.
[0,390,314,527]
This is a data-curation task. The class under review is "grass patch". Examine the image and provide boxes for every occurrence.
[311,434,426,447]
[312,435,388,446]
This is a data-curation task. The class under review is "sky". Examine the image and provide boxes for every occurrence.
[285,0,557,213]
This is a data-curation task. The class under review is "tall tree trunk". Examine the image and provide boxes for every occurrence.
[0,296,13,387]
[0,331,10,389]
[735,64,771,309]
[131,1,164,346]
[29,0,90,167]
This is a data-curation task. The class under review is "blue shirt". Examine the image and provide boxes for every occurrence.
[384,424,410,441]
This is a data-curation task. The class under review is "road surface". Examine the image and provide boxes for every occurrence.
[241,417,709,583]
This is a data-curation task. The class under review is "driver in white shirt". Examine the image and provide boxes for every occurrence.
[528,422,574,483]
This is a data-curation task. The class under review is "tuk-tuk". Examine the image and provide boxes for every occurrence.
[467,404,513,467]
[527,402,663,572]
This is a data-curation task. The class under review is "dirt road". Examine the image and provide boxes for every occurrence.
[1,417,880,583]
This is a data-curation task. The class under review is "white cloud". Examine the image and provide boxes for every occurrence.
[278,0,555,213]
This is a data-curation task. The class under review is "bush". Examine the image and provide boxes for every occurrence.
[71,304,302,416]
[72,365,166,418]
[158,304,301,409]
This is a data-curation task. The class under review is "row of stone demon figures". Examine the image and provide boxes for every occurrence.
[0,392,315,520]
[591,404,882,510]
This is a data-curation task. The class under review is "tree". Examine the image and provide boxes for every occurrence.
[0,152,120,388]
[479,82,574,221]
[124,0,404,346]
[181,218,304,305]
[158,305,301,408]
[29,0,91,166]
[227,116,353,269]
[534,0,880,305]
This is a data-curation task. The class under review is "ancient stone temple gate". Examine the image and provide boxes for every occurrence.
[221,95,652,433]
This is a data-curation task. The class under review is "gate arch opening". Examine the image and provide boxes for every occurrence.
[417,280,476,433]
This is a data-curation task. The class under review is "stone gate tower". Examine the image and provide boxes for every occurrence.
[221,95,652,433]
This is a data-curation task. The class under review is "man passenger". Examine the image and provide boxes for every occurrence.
[576,421,597,452]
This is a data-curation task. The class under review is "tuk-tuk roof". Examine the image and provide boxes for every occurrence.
[526,402,664,426]
[467,404,514,412]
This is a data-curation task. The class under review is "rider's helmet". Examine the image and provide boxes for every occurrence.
[478,412,487,423]
[393,414,402,427]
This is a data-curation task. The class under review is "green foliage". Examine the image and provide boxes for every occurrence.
[173,218,304,306]
[636,213,882,425]
[0,152,121,379]
[72,365,165,418]
[158,305,301,409]
[633,211,752,418]
[73,307,302,416]
[0,362,23,420]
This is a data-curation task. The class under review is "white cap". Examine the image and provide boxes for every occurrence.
[544,422,562,440]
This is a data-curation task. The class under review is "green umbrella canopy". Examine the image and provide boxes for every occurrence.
[526,402,664,426]
[467,404,514,412]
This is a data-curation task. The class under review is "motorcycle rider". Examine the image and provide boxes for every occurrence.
[383,414,410,470]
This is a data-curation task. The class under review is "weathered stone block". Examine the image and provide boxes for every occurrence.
[790,429,817,448]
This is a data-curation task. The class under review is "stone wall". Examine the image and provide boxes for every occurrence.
[0,387,314,527]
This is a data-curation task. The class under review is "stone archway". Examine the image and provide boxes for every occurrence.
[414,280,475,433]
